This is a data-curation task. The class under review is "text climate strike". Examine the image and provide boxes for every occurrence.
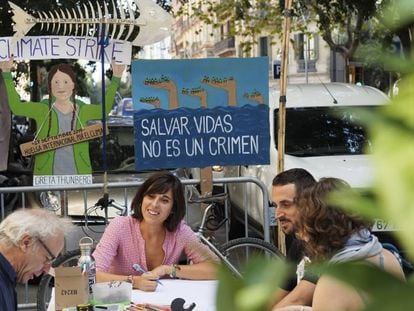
[0,36,132,64]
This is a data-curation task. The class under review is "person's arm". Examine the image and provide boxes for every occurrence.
[273,280,315,309]
[0,58,13,72]
[111,58,126,79]
[1,59,39,116]
[268,288,289,309]
[269,238,308,309]
[269,270,299,307]
[169,260,217,279]
[312,275,363,311]
[93,217,162,292]
[179,223,219,279]
[149,260,218,280]
[96,270,159,292]
[1,59,20,107]
[145,222,219,280]
[93,217,122,272]
[80,59,125,120]
[140,222,218,281]
[103,59,125,116]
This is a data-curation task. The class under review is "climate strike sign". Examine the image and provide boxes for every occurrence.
[131,57,270,170]
[0,36,132,64]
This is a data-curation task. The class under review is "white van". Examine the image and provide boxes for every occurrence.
[224,82,389,230]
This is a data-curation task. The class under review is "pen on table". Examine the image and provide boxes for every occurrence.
[126,302,144,310]
[130,303,169,311]
[128,305,145,311]
[132,263,164,286]
[144,305,163,311]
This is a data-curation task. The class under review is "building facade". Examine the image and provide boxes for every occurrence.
[170,0,335,85]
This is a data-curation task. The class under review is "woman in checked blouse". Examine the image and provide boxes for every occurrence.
[93,171,218,291]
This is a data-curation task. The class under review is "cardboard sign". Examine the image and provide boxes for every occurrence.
[20,123,106,156]
[54,266,88,310]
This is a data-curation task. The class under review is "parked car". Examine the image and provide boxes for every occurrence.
[223,82,389,235]
[110,97,134,117]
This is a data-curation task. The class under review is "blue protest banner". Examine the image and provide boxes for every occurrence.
[134,105,270,170]
[131,57,270,170]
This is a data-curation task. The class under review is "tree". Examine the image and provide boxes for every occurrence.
[295,1,381,60]
[380,0,414,59]
[177,0,284,52]
[178,0,401,79]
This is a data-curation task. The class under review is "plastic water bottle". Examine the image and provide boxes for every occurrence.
[78,237,96,298]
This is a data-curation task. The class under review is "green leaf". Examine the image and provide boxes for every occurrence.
[328,188,382,220]
[382,0,414,31]
[216,264,242,311]
[311,262,414,311]
[217,257,289,311]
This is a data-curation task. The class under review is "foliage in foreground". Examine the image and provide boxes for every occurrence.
[217,1,414,310]
[217,257,289,311]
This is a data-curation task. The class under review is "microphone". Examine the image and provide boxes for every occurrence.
[171,298,196,311]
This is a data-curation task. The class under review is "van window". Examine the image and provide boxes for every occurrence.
[274,106,375,157]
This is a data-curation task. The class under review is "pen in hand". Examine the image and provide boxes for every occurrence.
[133,263,164,286]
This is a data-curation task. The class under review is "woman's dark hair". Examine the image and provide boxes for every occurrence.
[298,177,369,261]
[131,171,186,231]
[47,63,77,136]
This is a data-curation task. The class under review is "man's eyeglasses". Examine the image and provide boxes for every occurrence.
[36,238,56,264]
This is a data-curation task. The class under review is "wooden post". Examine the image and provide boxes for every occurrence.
[277,0,293,255]
[200,167,213,212]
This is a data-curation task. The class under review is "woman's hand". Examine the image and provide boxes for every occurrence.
[111,58,126,78]
[150,265,172,278]
[133,273,159,292]
[0,57,14,72]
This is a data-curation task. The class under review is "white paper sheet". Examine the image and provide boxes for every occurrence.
[131,279,218,311]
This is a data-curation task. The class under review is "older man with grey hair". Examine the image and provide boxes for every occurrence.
[0,208,74,310]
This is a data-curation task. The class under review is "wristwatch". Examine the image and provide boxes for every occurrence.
[169,264,181,279]
[126,275,134,287]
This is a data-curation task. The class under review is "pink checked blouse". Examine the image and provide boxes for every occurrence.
[93,216,217,276]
